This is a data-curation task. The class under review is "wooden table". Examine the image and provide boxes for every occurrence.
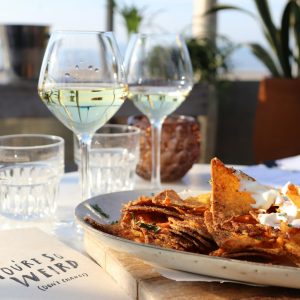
[57,166,300,299]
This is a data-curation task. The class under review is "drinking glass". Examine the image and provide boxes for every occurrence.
[0,134,64,220]
[73,124,140,196]
[38,31,127,200]
[124,33,193,188]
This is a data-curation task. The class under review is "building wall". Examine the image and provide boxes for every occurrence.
[215,81,259,165]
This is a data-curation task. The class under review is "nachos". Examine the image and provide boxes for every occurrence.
[85,158,300,267]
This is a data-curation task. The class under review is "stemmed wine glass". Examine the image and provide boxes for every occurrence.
[38,31,127,200]
[124,33,193,188]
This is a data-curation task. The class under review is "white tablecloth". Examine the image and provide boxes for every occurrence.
[2,162,299,298]
[59,163,212,207]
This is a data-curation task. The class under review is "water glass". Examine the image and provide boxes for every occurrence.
[0,134,64,220]
[74,125,140,196]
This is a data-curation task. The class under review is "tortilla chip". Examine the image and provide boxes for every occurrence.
[84,216,128,237]
[122,205,183,221]
[183,193,211,207]
[207,158,287,258]
[210,158,256,224]
[152,189,183,206]
[169,217,213,244]
[211,246,298,266]
[168,219,214,251]
[280,223,300,266]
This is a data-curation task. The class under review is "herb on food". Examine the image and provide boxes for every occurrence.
[130,212,135,220]
[90,204,110,219]
[278,213,287,217]
[136,220,161,233]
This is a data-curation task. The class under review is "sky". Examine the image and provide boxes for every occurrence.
[0,0,287,76]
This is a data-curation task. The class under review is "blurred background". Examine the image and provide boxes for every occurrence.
[0,0,294,171]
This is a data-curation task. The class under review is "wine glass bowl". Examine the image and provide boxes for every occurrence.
[38,31,127,136]
[38,31,127,200]
[125,33,193,187]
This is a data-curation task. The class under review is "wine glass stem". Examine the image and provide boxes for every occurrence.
[150,119,164,189]
[78,133,92,200]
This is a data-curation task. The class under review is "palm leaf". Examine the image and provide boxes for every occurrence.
[280,1,293,77]
[206,2,283,76]
[205,0,300,78]
[248,43,280,77]
[253,0,285,75]
[204,5,257,19]
[291,1,300,76]
[253,0,278,48]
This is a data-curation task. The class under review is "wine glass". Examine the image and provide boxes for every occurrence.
[38,31,127,200]
[124,33,193,188]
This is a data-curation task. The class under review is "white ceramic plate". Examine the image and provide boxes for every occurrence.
[75,189,300,289]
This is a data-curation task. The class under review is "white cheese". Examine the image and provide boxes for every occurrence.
[239,179,300,228]
[258,213,288,229]
[257,182,300,228]
[290,219,300,228]
[178,189,202,200]
[239,179,278,210]
[279,199,298,219]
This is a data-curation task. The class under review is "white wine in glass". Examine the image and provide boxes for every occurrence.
[125,34,193,188]
[38,31,127,200]
[39,84,126,134]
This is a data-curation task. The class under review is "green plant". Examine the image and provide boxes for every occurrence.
[186,36,236,83]
[116,2,162,39]
[118,4,143,37]
[207,0,300,78]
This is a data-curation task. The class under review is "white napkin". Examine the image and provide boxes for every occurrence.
[241,165,300,187]
[0,228,129,300]
[276,155,300,171]
[154,266,263,286]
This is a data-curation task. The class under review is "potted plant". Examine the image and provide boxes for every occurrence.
[208,0,300,163]
[186,35,235,84]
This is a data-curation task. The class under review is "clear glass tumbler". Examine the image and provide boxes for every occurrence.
[0,134,64,220]
[74,124,140,196]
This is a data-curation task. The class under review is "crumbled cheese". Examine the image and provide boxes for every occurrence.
[290,219,300,228]
[239,179,300,228]
[178,189,202,200]
[279,198,298,219]
[258,213,288,229]
[239,179,278,210]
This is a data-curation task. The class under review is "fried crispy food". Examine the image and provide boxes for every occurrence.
[206,158,299,266]
[85,189,216,254]
[85,158,300,267]
[209,158,256,223]
[279,223,300,266]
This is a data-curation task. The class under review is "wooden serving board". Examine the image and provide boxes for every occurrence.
[84,231,300,300]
